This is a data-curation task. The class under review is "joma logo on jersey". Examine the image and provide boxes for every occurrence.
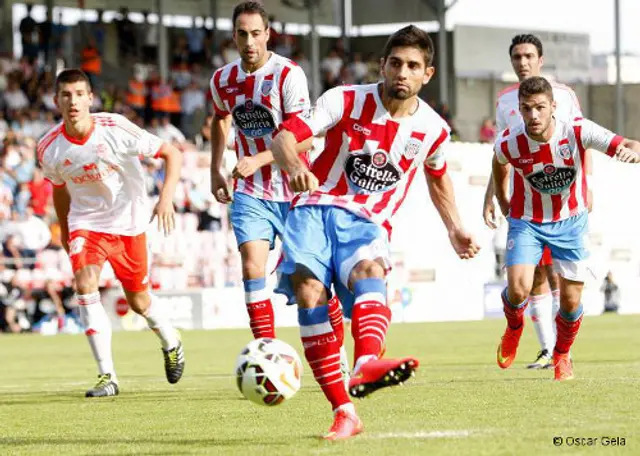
[353,123,371,136]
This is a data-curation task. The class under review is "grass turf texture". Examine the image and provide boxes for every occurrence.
[1,314,638,455]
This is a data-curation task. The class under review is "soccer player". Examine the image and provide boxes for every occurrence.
[38,69,185,397]
[493,76,640,381]
[271,26,480,440]
[209,1,346,344]
[484,34,588,369]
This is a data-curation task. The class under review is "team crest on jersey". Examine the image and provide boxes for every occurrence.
[404,138,422,160]
[244,99,254,112]
[261,79,274,96]
[95,143,108,157]
[557,141,572,160]
[345,151,401,194]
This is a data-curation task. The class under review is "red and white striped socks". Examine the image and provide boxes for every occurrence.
[299,305,351,410]
[244,278,276,339]
[350,278,391,372]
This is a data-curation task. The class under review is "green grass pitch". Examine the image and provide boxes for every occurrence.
[1,314,638,455]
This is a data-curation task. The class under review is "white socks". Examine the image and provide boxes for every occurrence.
[529,293,555,353]
[77,292,118,384]
[144,294,180,350]
[335,402,357,416]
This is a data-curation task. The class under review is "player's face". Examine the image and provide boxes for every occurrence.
[520,93,556,138]
[55,81,93,125]
[233,13,270,67]
[381,46,434,100]
[510,44,544,81]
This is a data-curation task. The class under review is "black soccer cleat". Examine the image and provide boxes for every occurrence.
[85,373,119,398]
[163,340,185,384]
[348,357,419,399]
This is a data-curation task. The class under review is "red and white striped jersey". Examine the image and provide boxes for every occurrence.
[282,83,450,236]
[496,81,582,131]
[210,53,310,202]
[38,113,164,236]
[495,117,623,223]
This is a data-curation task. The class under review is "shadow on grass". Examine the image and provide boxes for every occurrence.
[0,391,246,406]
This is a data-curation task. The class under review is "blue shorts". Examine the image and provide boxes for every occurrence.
[276,205,390,316]
[506,212,592,282]
[230,192,290,250]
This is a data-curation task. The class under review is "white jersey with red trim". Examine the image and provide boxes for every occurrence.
[210,52,310,202]
[496,81,583,131]
[38,113,164,236]
[495,117,622,223]
[282,83,450,235]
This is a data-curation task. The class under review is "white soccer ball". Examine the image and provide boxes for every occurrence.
[235,338,303,406]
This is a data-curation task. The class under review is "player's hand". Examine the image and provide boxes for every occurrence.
[483,197,498,229]
[289,169,319,193]
[448,227,481,260]
[151,198,176,236]
[232,156,261,179]
[211,170,232,204]
[615,146,640,163]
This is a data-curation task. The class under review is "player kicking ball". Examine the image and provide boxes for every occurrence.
[38,69,185,397]
[271,26,480,440]
[493,76,640,381]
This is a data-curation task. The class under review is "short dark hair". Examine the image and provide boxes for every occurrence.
[55,69,92,94]
[232,1,269,29]
[509,34,543,58]
[382,25,435,67]
[518,76,553,101]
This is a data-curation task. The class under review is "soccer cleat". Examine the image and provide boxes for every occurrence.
[348,357,419,399]
[163,340,185,384]
[85,373,119,398]
[527,349,553,369]
[322,409,364,441]
[339,345,350,392]
[497,325,524,369]
[554,351,574,381]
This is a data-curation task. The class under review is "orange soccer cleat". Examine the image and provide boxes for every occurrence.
[497,324,524,369]
[322,409,364,441]
[553,351,574,381]
[348,357,419,399]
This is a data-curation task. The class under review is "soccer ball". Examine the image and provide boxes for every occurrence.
[235,338,303,406]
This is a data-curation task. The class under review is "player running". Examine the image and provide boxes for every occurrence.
[271,26,480,440]
[208,1,346,344]
[493,76,640,381]
[38,69,185,397]
[484,34,590,369]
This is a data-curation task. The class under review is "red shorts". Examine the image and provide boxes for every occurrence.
[69,230,149,292]
[538,246,553,267]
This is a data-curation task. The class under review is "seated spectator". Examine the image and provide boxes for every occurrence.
[27,167,52,218]
[151,116,186,145]
[479,118,497,143]
[3,80,29,113]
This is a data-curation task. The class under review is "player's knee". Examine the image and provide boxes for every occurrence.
[350,260,385,283]
[295,279,326,308]
[75,268,100,295]
[241,257,266,279]
[508,280,530,304]
[126,291,151,315]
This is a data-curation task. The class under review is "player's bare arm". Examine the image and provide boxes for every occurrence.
[492,155,511,217]
[483,171,497,229]
[425,170,480,260]
[232,137,314,179]
[210,113,233,203]
[52,185,71,253]
[272,130,318,193]
[152,143,183,236]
